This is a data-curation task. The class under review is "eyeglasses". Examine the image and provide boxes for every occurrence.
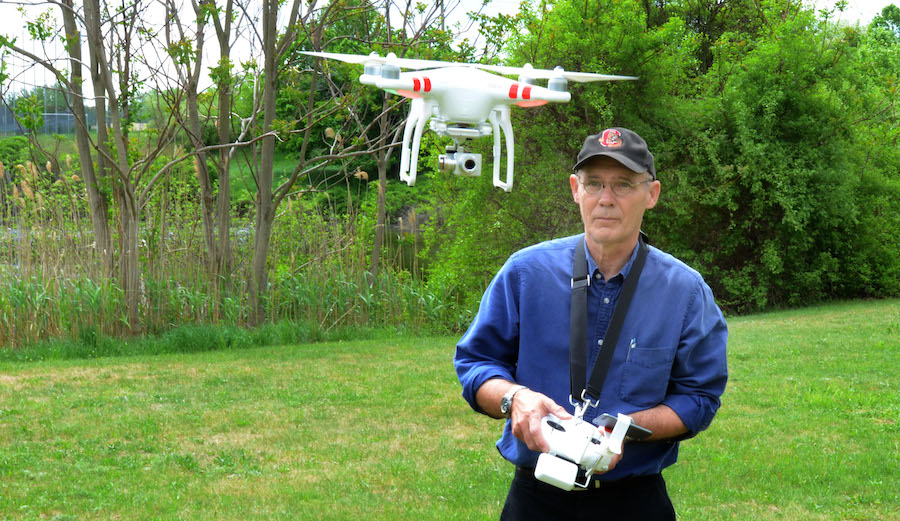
[578,176,652,197]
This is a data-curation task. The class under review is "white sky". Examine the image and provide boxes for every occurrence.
[0,0,894,99]
[832,0,895,22]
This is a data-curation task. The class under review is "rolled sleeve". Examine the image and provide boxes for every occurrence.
[663,279,728,436]
[454,257,522,414]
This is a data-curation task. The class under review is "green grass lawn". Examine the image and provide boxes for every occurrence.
[1,299,898,520]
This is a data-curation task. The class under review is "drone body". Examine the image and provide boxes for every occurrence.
[303,51,636,192]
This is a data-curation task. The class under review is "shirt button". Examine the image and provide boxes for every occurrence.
[603,297,610,304]
[594,273,602,280]
[598,339,603,346]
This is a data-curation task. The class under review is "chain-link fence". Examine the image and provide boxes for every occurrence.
[0,104,102,136]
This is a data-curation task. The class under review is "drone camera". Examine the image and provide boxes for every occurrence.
[439,150,482,177]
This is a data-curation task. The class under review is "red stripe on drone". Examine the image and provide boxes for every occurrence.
[424,77,432,92]
[522,86,532,100]
[413,78,421,91]
[509,84,519,99]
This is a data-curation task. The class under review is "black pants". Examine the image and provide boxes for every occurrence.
[500,468,676,521]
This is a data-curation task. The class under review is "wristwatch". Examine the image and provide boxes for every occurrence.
[500,385,527,418]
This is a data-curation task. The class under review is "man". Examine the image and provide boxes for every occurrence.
[454,128,728,520]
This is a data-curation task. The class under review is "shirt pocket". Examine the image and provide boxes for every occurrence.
[618,346,675,407]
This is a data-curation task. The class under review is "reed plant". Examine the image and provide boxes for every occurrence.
[0,155,470,349]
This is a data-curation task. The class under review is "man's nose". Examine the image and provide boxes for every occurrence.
[595,184,617,203]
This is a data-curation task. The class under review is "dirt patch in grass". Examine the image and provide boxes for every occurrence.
[0,373,24,390]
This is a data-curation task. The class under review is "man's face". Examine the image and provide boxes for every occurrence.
[569,157,660,251]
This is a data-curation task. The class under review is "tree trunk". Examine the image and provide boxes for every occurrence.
[213,0,235,287]
[248,0,279,325]
[215,112,233,285]
[117,190,141,333]
[368,91,393,282]
[368,160,388,280]
[84,0,141,332]
[60,0,112,276]
[82,0,116,276]
[186,86,217,273]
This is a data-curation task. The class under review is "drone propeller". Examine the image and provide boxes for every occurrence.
[301,51,637,82]
[476,63,637,82]
[301,51,467,71]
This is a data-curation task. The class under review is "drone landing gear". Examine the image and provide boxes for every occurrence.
[398,98,435,187]
[488,105,514,192]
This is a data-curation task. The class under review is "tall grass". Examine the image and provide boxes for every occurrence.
[0,154,469,348]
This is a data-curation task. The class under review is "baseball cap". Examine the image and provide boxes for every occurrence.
[573,127,656,179]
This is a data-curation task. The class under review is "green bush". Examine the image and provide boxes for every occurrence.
[422,0,900,314]
[0,136,29,167]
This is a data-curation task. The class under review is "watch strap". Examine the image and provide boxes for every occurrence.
[502,385,527,418]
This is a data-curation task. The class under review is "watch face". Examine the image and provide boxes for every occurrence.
[501,398,510,414]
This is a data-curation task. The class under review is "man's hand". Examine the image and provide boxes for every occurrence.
[475,379,573,452]
[508,388,573,453]
[597,449,623,474]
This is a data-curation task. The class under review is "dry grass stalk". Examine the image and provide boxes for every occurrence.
[20,181,34,200]
[27,161,38,183]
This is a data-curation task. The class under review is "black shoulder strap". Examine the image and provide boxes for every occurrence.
[570,234,650,404]
[568,236,591,403]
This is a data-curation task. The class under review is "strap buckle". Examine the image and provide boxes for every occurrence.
[570,274,590,289]
[569,390,599,420]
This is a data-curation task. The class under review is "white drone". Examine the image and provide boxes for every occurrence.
[303,51,637,192]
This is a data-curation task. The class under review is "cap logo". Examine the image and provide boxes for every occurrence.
[599,128,622,148]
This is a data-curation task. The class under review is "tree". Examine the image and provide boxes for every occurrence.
[871,4,900,43]
[1,0,230,331]
[0,1,115,275]
[209,0,238,286]
[425,0,900,312]
[162,0,231,282]
[246,0,413,324]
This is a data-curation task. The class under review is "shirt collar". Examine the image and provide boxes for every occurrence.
[583,236,641,283]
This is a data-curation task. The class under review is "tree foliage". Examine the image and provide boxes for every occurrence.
[425,0,900,313]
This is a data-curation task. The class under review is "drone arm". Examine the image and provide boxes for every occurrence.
[489,105,514,192]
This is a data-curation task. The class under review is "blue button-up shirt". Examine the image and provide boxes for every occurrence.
[454,234,728,480]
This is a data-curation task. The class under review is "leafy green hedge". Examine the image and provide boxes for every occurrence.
[0,136,29,167]
[423,0,900,314]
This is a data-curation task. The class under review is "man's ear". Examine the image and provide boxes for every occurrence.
[646,179,661,209]
[569,174,580,203]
